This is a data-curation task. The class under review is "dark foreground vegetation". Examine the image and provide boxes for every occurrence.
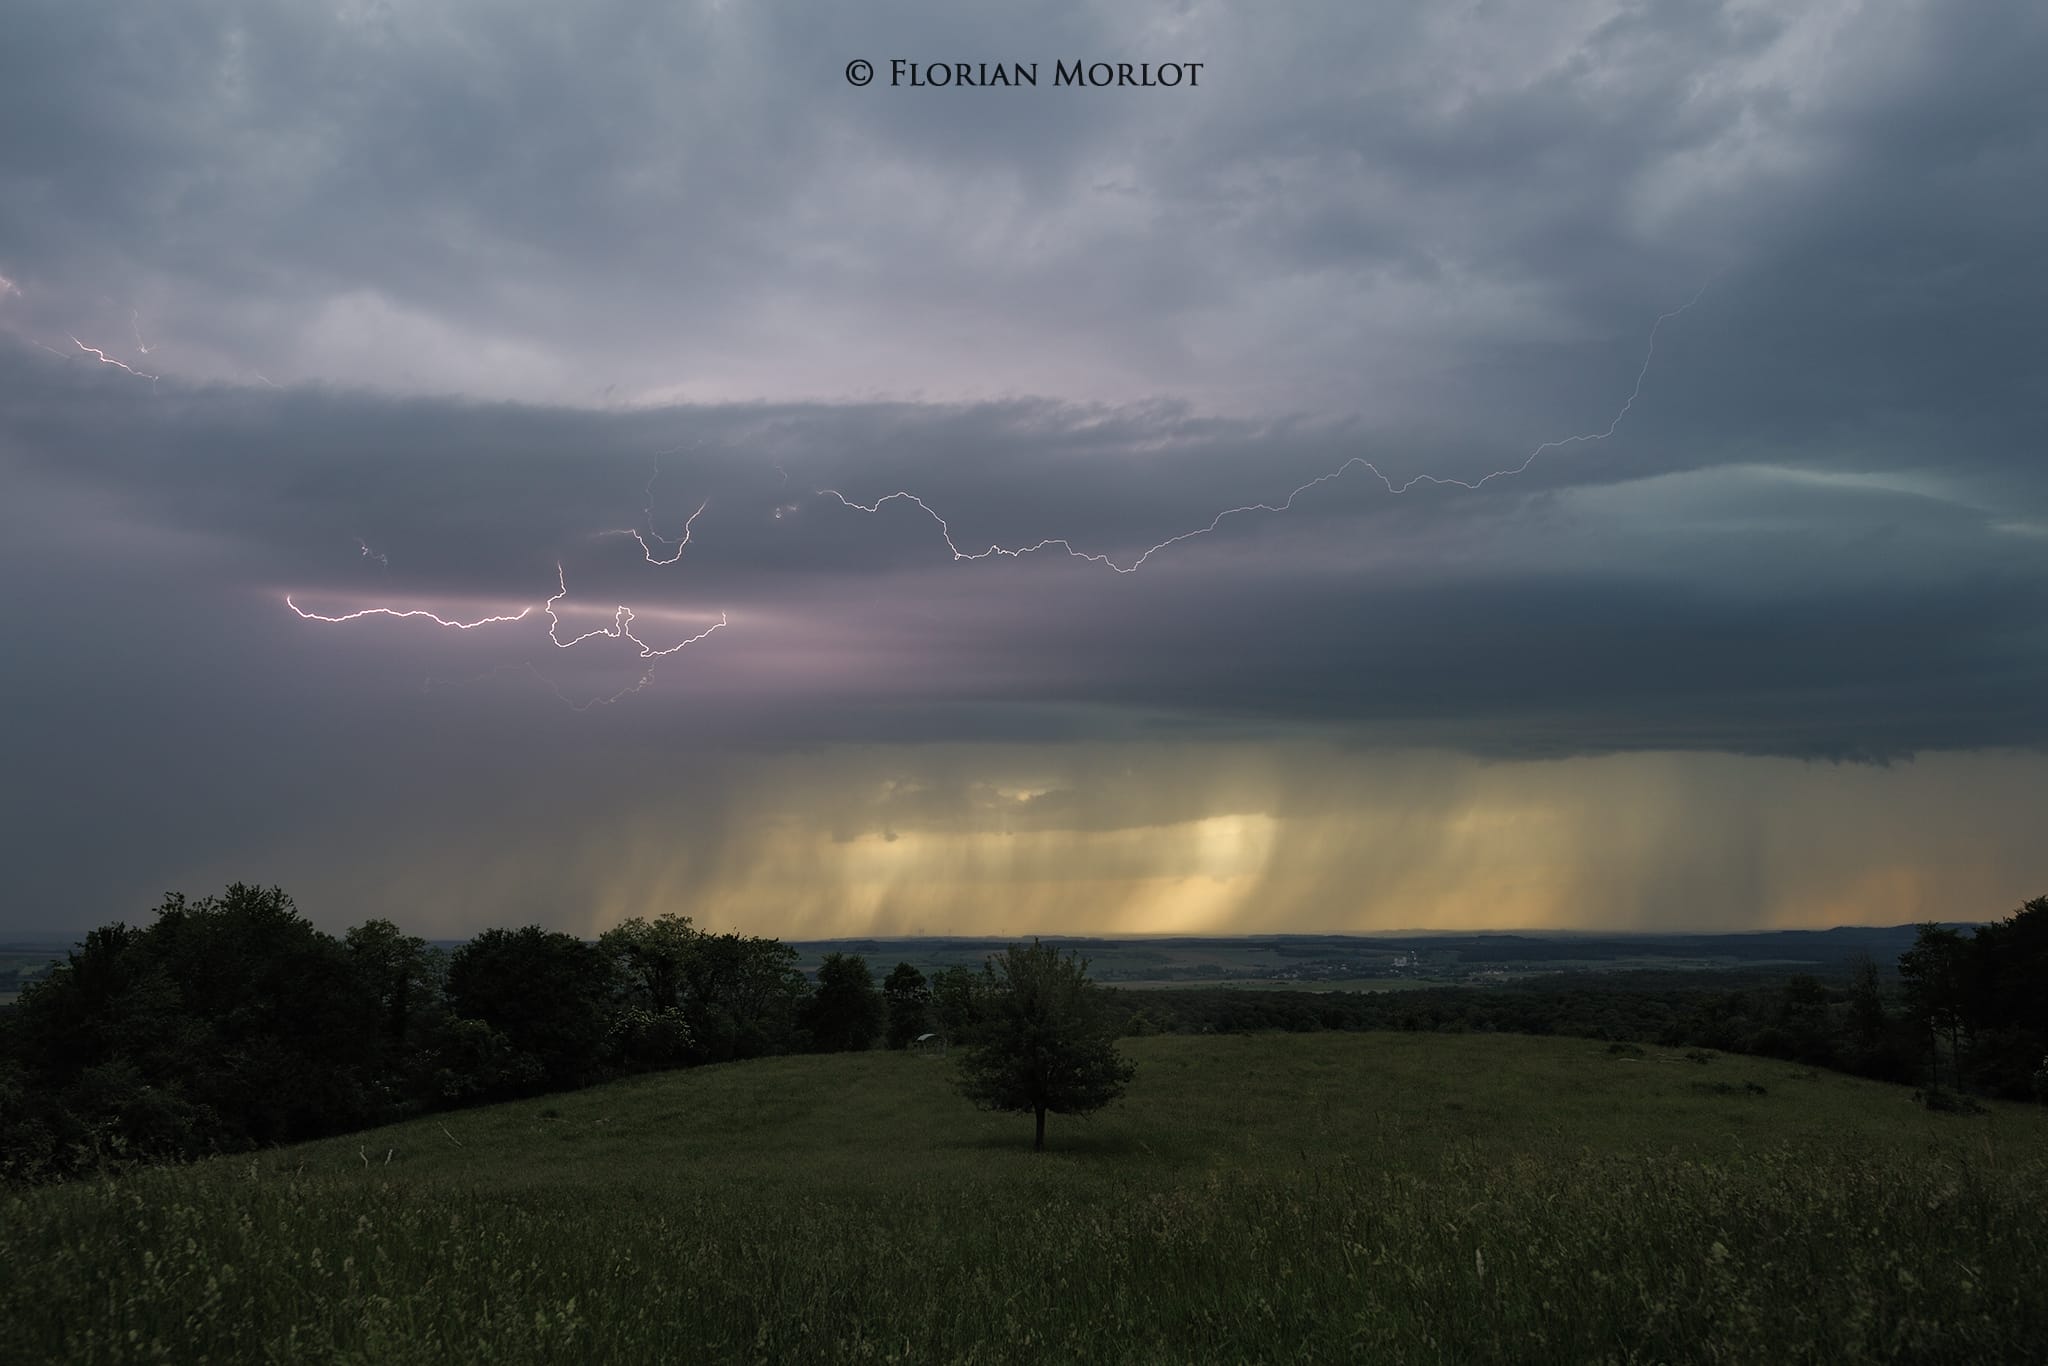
[0,887,1145,1181]
[3,887,2045,1184]
[4,1033,2045,1364]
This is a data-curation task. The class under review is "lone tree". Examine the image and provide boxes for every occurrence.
[958,940,1134,1151]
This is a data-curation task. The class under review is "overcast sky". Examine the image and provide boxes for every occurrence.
[3,0,2044,938]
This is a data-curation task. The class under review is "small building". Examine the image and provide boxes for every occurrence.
[911,1032,947,1057]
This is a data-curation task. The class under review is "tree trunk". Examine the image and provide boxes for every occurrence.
[1034,1105,1046,1151]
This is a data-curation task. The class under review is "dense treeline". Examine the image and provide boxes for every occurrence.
[1107,898,2048,1103]
[4,887,2041,1184]
[0,886,917,1183]
[1894,899,2048,1099]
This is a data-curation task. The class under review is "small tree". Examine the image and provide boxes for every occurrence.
[958,940,1134,1151]
[883,962,932,1049]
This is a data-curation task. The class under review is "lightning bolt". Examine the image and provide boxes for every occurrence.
[1,278,167,382]
[130,309,153,355]
[821,285,1709,574]
[278,287,1701,710]
[544,563,728,656]
[69,335,158,381]
[599,499,708,566]
[293,553,727,710]
[285,597,532,629]
[595,452,711,565]
[357,539,390,567]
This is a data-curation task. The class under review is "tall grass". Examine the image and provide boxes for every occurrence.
[5,1033,2044,1364]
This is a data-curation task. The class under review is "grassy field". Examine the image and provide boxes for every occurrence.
[5,1033,2045,1364]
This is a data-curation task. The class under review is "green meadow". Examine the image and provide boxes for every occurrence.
[5,1033,2044,1364]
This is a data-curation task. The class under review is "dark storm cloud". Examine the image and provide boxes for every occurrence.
[1,1,2039,419]
[3,1,2046,931]
[3,330,2042,763]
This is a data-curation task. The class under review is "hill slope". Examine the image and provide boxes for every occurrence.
[5,1033,2045,1364]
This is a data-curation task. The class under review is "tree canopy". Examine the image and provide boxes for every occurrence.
[445,926,614,1090]
[883,962,931,1049]
[804,953,883,1052]
[0,887,820,1184]
[958,940,1134,1150]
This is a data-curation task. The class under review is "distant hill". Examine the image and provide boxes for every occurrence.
[786,925,1951,984]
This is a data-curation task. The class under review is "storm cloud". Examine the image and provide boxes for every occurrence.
[2,0,2044,934]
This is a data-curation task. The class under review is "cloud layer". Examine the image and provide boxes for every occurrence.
[2,0,2044,933]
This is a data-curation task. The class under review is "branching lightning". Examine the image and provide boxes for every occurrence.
[291,473,728,709]
[599,499,708,566]
[820,286,1709,574]
[544,563,728,656]
[279,289,1702,711]
[594,453,710,564]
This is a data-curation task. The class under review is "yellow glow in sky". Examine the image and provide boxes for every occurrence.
[222,742,2048,940]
